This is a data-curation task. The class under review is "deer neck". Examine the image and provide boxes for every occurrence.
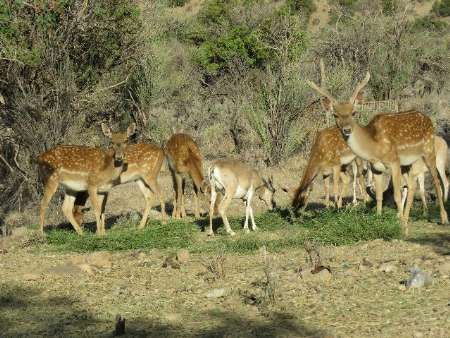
[103,149,125,181]
[346,124,379,161]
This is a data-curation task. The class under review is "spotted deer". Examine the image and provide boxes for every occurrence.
[165,133,206,219]
[208,160,275,236]
[367,135,448,216]
[306,72,448,233]
[290,126,368,210]
[71,142,167,230]
[38,123,136,235]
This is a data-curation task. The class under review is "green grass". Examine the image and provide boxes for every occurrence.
[40,206,402,254]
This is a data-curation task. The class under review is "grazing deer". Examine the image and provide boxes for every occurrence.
[70,142,168,230]
[291,126,368,210]
[306,72,448,233]
[208,160,275,236]
[38,123,136,235]
[165,133,205,219]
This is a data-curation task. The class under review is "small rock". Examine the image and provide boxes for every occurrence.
[406,266,432,289]
[313,269,332,282]
[206,288,227,298]
[361,258,373,267]
[176,249,189,264]
[162,255,180,269]
[378,263,397,273]
[413,332,424,338]
[23,273,40,281]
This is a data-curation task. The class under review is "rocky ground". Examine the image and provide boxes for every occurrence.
[1,218,449,337]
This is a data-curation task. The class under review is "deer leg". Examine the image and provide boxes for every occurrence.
[73,191,89,226]
[136,180,152,229]
[351,161,358,205]
[62,193,83,235]
[436,156,449,202]
[403,171,418,236]
[243,189,254,233]
[417,173,428,216]
[338,171,350,208]
[390,162,404,222]
[323,175,330,207]
[423,152,449,225]
[39,174,59,235]
[170,170,178,218]
[373,172,384,215]
[218,188,236,236]
[208,184,217,236]
[98,193,108,235]
[332,166,340,208]
[88,187,103,236]
[180,178,187,218]
[193,184,201,219]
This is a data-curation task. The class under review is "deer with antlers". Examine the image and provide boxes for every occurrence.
[291,59,368,210]
[165,133,206,219]
[38,123,136,235]
[208,160,275,236]
[306,70,448,233]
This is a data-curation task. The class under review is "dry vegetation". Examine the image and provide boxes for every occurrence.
[0,0,450,337]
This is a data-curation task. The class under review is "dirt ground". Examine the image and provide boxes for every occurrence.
[1,155,450,337]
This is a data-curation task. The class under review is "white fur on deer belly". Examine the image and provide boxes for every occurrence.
[372,161,386,172]
[234,185,248,198]
[399,154,421,166]
[62,180,88,191]
[340,153,356,165]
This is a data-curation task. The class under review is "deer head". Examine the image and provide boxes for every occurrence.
[259,175,276,210]
[101,123,136,166]
[307,70,370,139]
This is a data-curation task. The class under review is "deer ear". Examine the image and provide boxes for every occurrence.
[101,123,112,138]
[127,123,136,138]
[320,97,333,112]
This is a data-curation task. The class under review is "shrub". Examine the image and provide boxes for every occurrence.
[433,0,450,16]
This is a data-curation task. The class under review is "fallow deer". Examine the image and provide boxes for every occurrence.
[38,123,136,235]
[70,142,168,230]
[366,135,448,215]
[165,133,205,219]
[208,160,275,236]
[291,126,368,210]
[306,72,448,233]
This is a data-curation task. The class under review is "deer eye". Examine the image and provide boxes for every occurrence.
[333,114,338,119]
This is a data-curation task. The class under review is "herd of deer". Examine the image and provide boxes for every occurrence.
[38,63,449,237]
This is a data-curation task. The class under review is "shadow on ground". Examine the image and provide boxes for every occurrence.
[407,230,450,256]
[0,283,328,337]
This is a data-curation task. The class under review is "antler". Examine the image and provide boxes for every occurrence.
[320,58,326,87]
[350,72,370,105]
[306,80,336,105]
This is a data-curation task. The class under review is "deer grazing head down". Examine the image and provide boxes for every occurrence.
[259,175,276,210]
[307,72,370,139]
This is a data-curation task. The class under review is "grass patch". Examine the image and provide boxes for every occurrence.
[42,206,401,254]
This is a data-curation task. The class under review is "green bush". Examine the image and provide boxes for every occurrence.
[433,0,450,16]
